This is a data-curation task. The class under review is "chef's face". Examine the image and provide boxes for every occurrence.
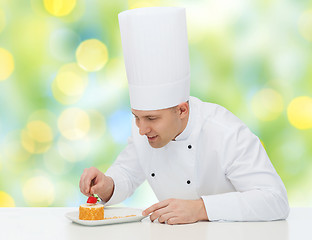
[132,102,189,148]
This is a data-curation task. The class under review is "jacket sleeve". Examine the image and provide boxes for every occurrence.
[104,135,146,206]
[202,124,290,221]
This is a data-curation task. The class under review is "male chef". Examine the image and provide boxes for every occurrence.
[79,7,289,224]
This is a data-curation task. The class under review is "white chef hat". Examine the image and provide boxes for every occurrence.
[118,7,190,110]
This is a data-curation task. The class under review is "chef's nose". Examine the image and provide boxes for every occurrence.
[138,122,151,136]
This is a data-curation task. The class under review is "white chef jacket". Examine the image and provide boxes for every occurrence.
[105,96,289,221]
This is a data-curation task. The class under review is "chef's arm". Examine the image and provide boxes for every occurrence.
[202,126,289,221]
[104,135,145,206]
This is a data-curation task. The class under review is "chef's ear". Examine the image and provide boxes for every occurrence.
[177,101,189,119]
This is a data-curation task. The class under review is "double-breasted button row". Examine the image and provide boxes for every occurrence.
[150,173,191,184]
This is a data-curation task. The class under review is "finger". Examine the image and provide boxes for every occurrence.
[89,178,95,195]
[167,217,180,225]
[143,200,170,216]
[91,178,95,187]
[149,206,170,222]
[158,212,177,224]
[90,184,100,196]
[89,174,105,196]
[81,173,92,195]
[80,168,98,195]
[79,171,88,195]
[85,178,96,195]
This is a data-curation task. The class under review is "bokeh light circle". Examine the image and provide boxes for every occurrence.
[0,191,15,207]
[23,176,55,206]
[129,1,155,9]
[43,0,77,17]
[251,88,284,121]
[58,108,90,140]
[76,39,108,72]
[298,9,312,41]
[21,121,53,154]
[52,80,81,105]
[287,96,312,129]
[0,48,14,81]
[27,121,53,143]
[52,63,88,105]
[55,63,88,96]
[28,109,57,133]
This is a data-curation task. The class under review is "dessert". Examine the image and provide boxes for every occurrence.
[79,196,104,220]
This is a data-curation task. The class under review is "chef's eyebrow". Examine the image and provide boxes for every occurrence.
[131,112,159,118]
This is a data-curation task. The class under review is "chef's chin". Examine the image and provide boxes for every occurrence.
[147,137,167,148]
[149,142,162,148]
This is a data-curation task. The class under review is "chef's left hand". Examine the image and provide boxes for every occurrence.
[142,198,208,225]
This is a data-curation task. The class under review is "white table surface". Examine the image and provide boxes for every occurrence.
[0,207,310,240]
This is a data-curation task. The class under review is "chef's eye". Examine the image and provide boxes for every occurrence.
[147,117,157,121]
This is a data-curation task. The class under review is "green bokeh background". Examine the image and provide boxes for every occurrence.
[0,0,311,208]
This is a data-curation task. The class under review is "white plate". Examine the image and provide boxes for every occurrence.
[65,207,148,226]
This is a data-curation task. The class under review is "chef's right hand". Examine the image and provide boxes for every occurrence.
[79,167,115,202]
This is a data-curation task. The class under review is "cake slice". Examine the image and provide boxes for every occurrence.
[79,203,104,220]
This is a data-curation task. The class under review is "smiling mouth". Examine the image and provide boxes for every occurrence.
[147,135,158,141]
